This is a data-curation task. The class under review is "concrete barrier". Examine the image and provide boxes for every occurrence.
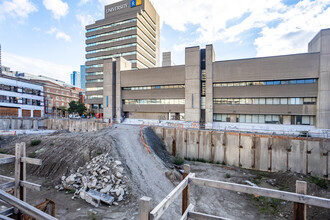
[152,127,330,179]
[43,119,109,133]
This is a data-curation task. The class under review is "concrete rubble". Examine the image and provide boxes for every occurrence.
[55,153,128,207]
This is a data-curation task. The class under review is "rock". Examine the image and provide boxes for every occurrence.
[66,174,76,185]
[117,195,123,201]
[116,172,122,178]
[61,176,66,181]
[103,166,110,171]
[100,185,112,194]
[117,166,124,173]
[116,187,124,197]
[115,160,122,166]
[113,202,118,206]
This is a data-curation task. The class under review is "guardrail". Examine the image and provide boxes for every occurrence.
[0,142,57,220]
[140,165,330,220]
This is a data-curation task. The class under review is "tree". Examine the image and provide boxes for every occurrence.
[68,101,87,116]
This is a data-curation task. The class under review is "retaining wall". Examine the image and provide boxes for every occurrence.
[43,119,109,132]
[152,127,330,179]
[0,118,44,130]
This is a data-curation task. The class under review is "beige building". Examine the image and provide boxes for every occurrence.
[85,0,160,113]
[98,29,330,129]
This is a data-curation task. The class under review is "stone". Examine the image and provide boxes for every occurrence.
[115,160,122,166]
[115,172,122,178]
[61,176,66,181]
[116,187,124,197]
[100,185,112,194]
[117,195,123,202]
[66,174,76,185]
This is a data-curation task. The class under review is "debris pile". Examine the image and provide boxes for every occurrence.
[55,153,128,207]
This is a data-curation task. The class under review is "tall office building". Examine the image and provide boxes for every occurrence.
[80,65,86,92]
[85,0,160,112]
[71,71,81,88]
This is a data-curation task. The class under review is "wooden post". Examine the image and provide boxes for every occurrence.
[140,196,152,220]
[182,164,190,214]
[14,143,21,199]
[293,181,307,220]
[20,143,26,202]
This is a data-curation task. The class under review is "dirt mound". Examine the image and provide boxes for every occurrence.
[0,129,116,184]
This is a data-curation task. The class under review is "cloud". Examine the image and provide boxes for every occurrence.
[154,0,330,57]
[76,14,96,28]
[43,0,69,19]
[0,0,37,20]
[47,27,71,41]
[3,52,74,83]
[79,0,91,6]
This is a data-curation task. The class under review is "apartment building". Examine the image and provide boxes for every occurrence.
[99,28,330,129]
[0,74,44,117]
[85,0,160,113]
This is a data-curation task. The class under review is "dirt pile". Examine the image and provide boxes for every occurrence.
[55,153,129,207]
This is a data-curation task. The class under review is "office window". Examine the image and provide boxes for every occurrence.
[56,90,59,94]
[47,89,50,92]
[62,91,64,95]
[67,92,69,96]
[273,98,280,104]
[56,102,59,106]
[281,98,288,104]
[56,96,59,100]
[67,98,69,102]
[266,98,273,104]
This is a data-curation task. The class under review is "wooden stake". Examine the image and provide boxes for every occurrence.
[20,143,26,202]
[140,196,152,220]
[182,164,190,214]
[293,181,307,220]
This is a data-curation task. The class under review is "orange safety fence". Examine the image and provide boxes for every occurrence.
[140,123,151,153]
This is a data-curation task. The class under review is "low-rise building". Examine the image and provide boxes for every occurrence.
[35,80,81,115]
[0,74,44,117]
[95,28,330,129]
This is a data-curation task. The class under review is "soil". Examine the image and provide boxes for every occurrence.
[0,124,329,220]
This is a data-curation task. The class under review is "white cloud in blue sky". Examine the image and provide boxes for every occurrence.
[0,0,330,83]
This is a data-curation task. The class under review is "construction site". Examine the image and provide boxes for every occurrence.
[0,119,329,220]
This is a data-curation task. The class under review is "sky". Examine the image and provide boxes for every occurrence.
[0,0,330,84]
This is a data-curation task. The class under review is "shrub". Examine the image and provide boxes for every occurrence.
[225,173,231,178]
[28,152,36,158]
[30,139,41,146]
[172,156,184,165]
[309,176,328,189]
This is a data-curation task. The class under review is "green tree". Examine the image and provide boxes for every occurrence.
[68,101,86,116]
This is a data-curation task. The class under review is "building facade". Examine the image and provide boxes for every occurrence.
[0,74,44,117]
[80,65,87,92]
[85,0,160,113]
[37,80,80,115]
[99,29,330,129]
[71,71,81,88]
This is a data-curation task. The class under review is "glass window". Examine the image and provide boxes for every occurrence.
[221,114,227,122]
[273,98,280,104]
[239,115,246,123]
[253,82,260,86]
[304,79,314,84]
[296,98,303,104]
[233,99,239,105]
[56,90,59,94]
[228,83,233,87]
[239,99,246,104]
[234,82,240,87]
[252,115,259,123]
[246,98,252,104]
[265,115,272,123]
[273,81,280,85]
[281,81,289,85]
[273,115,280,123]
[246,115,252,123]
[280,98,288,104]
[259,115,265,123]
[302,116,310,125]
[253,99,259,104]
[266,98,273,104]
[239,82,246,86]
[259,98,265,104]
[297,80,304,84]
[288,98,295,104]
[289,80,297,84]
[47,89,50,92]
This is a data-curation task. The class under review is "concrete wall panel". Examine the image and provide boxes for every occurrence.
[199,131,211,161]
[288,140,307,174]
[271,138,289,172]
[225,134,239,167]
[213,132,224,163]
[186,130,199,159]
[308,141,327,177]
[240,135,254,169]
